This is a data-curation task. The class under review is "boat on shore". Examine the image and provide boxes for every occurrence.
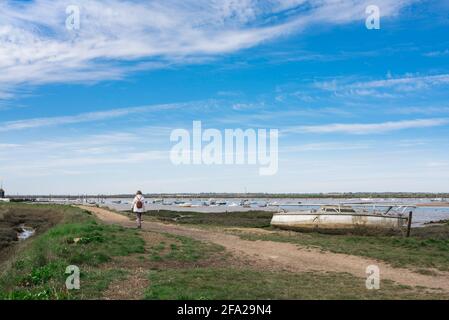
[271,205,413,234]
[178,202,192,207]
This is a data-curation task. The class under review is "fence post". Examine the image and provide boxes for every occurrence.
[406,211,413,237]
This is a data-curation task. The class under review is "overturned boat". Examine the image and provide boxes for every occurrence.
[271,204,413,234]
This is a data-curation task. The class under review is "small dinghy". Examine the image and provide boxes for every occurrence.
[271,204,413,234]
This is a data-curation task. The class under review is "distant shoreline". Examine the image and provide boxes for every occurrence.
[5,192,449,200]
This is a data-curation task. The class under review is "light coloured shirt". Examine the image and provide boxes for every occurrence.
[132,195,145,213]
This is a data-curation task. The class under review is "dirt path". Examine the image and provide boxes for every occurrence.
[79,206,449,292]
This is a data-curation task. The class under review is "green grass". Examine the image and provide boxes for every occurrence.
[76,269,128,299]
[139,208,449,271]
[0,204,145,299]
[148,233,224,262]
[142,210,274,228]
[232,228,449,271]
[145,268,447,300]
[3,203,447,300]
[1,268,127,300]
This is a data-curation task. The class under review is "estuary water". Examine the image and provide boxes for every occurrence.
[90,197,449,227]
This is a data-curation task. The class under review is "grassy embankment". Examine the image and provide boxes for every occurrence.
[0,203,145,299]
[121,209,448,299]
[144,210,449,272]
[143,232,446,300]
[230,223,449,273]
[1,204,448,299]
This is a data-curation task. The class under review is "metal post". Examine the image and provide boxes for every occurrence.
[406,211,413,237]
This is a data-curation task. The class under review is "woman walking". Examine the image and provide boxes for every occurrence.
[132,190,145,229]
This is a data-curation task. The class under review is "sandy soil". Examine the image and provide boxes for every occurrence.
[79,206,449,292]
[102,266,149,300]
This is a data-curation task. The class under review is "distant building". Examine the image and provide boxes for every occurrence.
[0,188,4,199]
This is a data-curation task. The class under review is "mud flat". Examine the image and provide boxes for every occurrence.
[0,204,63,264]
[416,202,449,207]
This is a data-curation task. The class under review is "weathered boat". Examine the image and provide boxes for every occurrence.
[178,202,192,207]
[271,205,413,234]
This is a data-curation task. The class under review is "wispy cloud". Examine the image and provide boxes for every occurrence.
[285,118,449,135]
[0,102,185,132]
[388,106,449,115]
[0,130,168,176]
[0,0,414,99]
[423,49,449,57]
[0,143,22,149]
[426,161,449,168]
[352,74,449,91]
[315,73,449,98]
[282,142,372,152]
[2,150,167,176]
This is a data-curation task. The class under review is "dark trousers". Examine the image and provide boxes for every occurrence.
[135,212,142,228]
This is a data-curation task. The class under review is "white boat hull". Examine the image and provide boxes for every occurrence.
[271,212,408,232]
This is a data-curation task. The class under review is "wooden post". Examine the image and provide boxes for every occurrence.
[406,211,413,237]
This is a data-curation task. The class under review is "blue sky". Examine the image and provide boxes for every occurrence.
[1,0,449,194]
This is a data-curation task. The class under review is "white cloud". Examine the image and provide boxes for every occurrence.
[2,150,167,176]
[315,73,449,97]
[388,106,449,115]
[0,0,414,99]
[285,118,449,134]
[231,102,264,111]
[282,142,372,152]
[426,161,449,168]
[0,143,22,149]
[352,74,449,91]
[424,49,449,57]
[0,102,185,132]
[0,129,169,176]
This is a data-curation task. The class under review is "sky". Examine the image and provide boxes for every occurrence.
[1,0,449,195]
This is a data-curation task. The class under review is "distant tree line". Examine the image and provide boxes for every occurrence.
[9,192,449,199]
